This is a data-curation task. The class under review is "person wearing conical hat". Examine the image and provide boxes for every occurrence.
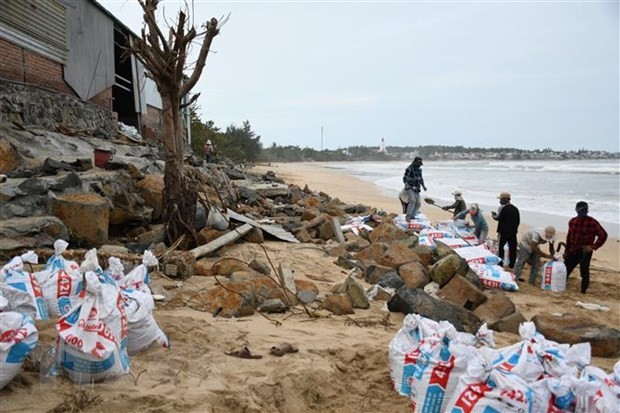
[442,190,467,218]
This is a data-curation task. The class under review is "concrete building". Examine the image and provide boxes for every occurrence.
[0,0,190,143]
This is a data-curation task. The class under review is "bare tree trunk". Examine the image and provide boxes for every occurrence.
[128,0,223,247]
[161,94,196,244]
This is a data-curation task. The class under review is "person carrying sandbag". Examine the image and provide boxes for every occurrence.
[514,226,556,285]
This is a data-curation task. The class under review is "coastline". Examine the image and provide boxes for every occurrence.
[254,162,620,272]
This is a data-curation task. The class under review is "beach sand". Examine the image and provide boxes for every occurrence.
[1,162,618,413]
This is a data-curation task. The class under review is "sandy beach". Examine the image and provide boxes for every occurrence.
[1,162,618,413]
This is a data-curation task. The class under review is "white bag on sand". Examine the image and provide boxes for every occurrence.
[56,271,129,384]
[0,311,38,389]
[469,263,519,292]
[122,289,169,355]
[540,261,567,292]
[454,246,501,265]
[35,240,83,317]
[121,250,158,293]
[576,365,620,413]
[398,188,409,203]
[1,252,49,320]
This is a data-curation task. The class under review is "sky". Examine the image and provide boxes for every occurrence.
[99,0,619,152]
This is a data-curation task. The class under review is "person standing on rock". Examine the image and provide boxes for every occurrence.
[402,156,426,220]
[564,201,608,294]
[492,192,520,269]
[442,191,467,218]
[514,226,556,285]
[454,203,488,244]
[204,139,215,163]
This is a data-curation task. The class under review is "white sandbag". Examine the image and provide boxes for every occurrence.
[0,284,38,320]
[1,252,49,320]
[121,289,169,355]
[389,314,443,396]
[81,248,119,287]
[469,263,519,292]
[35,240,83,317]
[56,272,129,383]
[454,246,501,265]
[445,346,538,413]
[408,336,466,413]
[435,238,471,250]
[121,250,158,293]
[540,261,567,292]
[107,257,125,282]
[0,311,38,389]
[576,365,620,413]
[398,187,409,203]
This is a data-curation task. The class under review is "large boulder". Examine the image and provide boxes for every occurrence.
[345,235,370,252]
[355,243,387,265]
[0,216,69,254]
[343,276,370,309]
[189,281,256,318]
[387,287,464,331]
[301,208,321,222]
[489,312,526,335]
[212,258,252,276]
[364,264,397,284]
[437,275,487,311]
[532,313,620,357]
[136,174,164,221]
[0,138,20,172]
[368,221,407,243]
[49,192,110,245]
[398,262,430,289]
[472,290,516,325]
[412,245,434,267]
[378,243,420,269]
[378,273,405,290]
[429,254,466,287]
[197,227,230,245]
[321,294,354,315]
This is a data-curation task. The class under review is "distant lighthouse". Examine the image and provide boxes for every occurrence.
[379,137,387,153]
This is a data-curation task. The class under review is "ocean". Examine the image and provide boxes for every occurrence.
[322,160,620,237]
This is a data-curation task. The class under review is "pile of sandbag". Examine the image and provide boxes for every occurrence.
[390,313,619,412]
[0,242,169,387]
[0,296,39,389]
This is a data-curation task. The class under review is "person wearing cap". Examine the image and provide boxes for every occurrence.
[514,226,556,285]
[454,203,489,244]
[492,192,520,268]
[442,191,467,218]
[564,201,607,294]
[204,139,215,163]
[402,156,427,220]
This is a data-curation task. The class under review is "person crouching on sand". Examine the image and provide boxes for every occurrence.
[454,203,488,244]
[514,226,556,285]
[442,190,467,218]
[564,201,608,294]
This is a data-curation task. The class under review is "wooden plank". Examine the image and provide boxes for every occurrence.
[330,216,345,244]
[278,264,297,294]
[190,223,253,259]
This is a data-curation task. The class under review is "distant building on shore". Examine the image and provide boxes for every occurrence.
[379,137,387,154]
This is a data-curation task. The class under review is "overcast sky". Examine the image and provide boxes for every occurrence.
[100,0,619,152]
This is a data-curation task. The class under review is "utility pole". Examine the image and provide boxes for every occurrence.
[320,126,324,151]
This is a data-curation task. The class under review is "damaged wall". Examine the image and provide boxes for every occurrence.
[0,79,116,138]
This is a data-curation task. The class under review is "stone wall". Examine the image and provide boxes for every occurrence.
[0,79,116,138]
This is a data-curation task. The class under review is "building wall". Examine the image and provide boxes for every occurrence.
[0,37,114,110]
[141,104,163,143]
[0,78,116,138]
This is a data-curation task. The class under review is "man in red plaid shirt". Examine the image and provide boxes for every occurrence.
[564,201,608,294]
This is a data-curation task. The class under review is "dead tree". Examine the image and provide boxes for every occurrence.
[128,0,223,245]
